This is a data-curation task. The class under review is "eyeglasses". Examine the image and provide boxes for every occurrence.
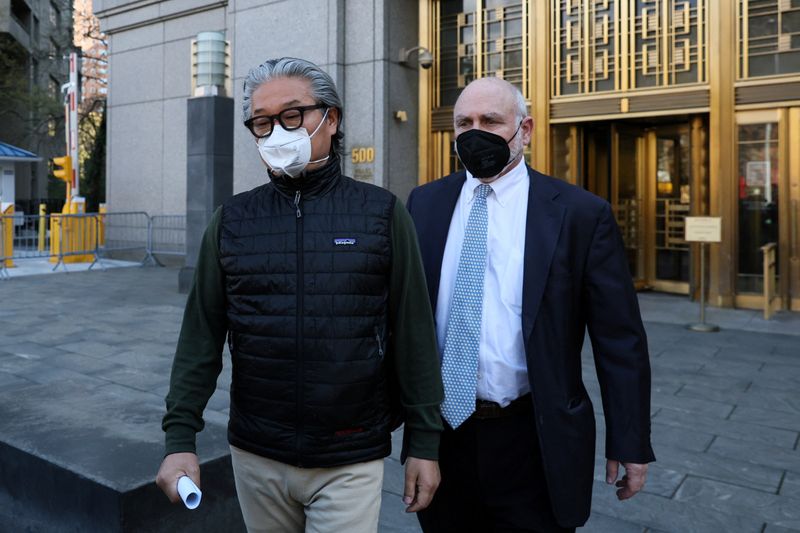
[244,104,327,138]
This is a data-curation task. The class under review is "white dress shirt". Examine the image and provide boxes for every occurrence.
[436,157,530,407]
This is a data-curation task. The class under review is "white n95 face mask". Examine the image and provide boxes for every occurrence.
[257,108,330,178]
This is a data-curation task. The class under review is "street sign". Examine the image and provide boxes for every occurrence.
[685,216,721,243]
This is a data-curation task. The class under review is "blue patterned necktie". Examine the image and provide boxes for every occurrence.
[440,183,493,429]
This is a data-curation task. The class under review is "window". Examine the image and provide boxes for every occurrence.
[11,0,32,32]
[739,0,800,78]
[737,121,780,292]
[49,76,59,99]
[50,1,60,28]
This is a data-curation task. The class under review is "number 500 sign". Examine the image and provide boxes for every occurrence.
[351,147,375,164]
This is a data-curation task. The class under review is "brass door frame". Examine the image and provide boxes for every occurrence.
[645,124,693,294]
[733,108,797,311]
[611,124,647,284]
[790,107,800,311]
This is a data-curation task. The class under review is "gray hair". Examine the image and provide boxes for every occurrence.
[511,84,528,121]
[242,57,344,154]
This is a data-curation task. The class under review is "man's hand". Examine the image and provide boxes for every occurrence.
[156,452,201,503]
[403,457,440,513]
[606,460,648,500]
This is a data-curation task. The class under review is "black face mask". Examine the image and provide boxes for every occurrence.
[455,124,521,179]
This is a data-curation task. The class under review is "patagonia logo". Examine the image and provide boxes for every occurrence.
[334,238,357,246]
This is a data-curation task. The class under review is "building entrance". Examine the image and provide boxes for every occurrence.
[574,117,708,295]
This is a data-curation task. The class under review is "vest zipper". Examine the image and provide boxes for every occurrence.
[295,189,304,465]
[374,326,384,358]
[294,190,302,218]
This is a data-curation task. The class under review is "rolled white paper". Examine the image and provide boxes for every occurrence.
[177,475,202,509]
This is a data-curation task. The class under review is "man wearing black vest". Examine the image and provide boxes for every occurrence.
[156,57,444,533]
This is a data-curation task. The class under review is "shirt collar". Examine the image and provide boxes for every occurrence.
[464,156,527,208]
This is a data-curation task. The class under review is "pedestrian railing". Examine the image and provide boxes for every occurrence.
[97,211,151,264]
[149,215,186,262]
[761,242,778,320]
[0,210,187,280]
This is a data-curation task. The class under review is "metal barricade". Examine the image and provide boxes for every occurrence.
[50,213,102,272]
[0,215,11,280]
[97,211,151,264]
[148,215,186,262]
[1,210,187,277]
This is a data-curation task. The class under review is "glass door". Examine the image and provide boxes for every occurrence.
[646,125,692,294]
[612,125,646,283]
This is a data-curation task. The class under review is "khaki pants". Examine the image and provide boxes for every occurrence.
[230,445,384,533]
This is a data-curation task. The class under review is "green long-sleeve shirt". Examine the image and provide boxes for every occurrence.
[163,197,444,461]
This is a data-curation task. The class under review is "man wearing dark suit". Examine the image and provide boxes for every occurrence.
[407,77,655,533]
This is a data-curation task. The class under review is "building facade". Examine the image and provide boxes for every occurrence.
[96,0,799,311]
[1,0,72,208]
[417,0,799,311]
[93,0,423,217]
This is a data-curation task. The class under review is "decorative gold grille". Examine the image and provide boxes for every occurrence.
[552,0,708,97]
[738,0,800,78]
[434,0,531,107]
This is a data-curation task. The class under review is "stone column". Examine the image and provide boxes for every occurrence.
[179,96,234,293]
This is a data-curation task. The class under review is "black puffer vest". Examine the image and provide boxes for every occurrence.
[219,158,398,467]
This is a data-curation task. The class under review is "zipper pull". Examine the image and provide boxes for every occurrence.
[375,330,384,357]
[293,190,302,218]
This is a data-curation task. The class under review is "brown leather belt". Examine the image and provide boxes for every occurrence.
[472,394,532,420]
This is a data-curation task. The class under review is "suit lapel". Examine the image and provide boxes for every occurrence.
[522,168,565,345]
[426,172,466,311]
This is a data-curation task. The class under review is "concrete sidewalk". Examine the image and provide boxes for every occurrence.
[0,266,798,532]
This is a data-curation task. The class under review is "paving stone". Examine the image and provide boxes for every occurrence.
[206,387,231,413]
[91,365,171,393]
[3,260,800,532]
[16,330,78,347]
[716,347,800,367]
[758,363,800,384]
[654,406,798,448]
[650,357,704,373]
[763,524,800,533]
[55,340,125,358]
[650,391,735,419]
[772,344,800,357]
[2,341,67,359]
[104,351,173,375]
[657,343,719,358]
[378,488,421,533]
[674,476,800,530]
[782,471,800,499]
[730,406,800,433]
[707,436,800,473]
[80,328,141,346]
[389,427,403,462]
[654,369,751,393]
[655,445,783,493]
[0,352,41,374]
[650,422,714,453]
[48,352,125,375]
[579,512,645,532]
[382,456,405,497]
[749,371,800,393]
[11,361,111,389]
[697,358,765,377]
[202,408,230,428]
[0,372,36,392]
[590,480,764,533]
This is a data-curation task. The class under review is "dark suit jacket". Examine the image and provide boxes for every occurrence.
[406,166,655,528]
